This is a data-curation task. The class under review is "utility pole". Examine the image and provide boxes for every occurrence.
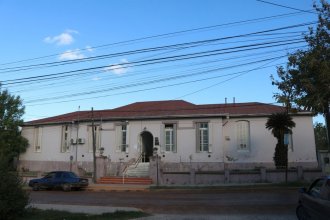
[91,107,97,183]
[75,106,80,162]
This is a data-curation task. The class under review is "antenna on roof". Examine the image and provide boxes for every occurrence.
[225,97,227,104]
[233,97,236,104]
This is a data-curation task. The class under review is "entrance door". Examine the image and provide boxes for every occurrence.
[140,131,153,162]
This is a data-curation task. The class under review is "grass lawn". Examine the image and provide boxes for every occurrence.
[18,208,150,220]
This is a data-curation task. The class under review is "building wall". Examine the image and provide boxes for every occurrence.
[19,115,318,173]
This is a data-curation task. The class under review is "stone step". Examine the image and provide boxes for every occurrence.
[97,176,153,185]
[125,162,150,177]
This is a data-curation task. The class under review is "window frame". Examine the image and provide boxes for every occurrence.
[284,130,293,152]
[34,127,42,153]
[115,122,129,153]
[120,124,128,152]
[236,120,250,152]
[196,122,209,152]
[164,124,177,152]
[61,125,71,153]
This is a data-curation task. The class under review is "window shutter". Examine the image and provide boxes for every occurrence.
[236,121,250,150]
[34,127,42,152]
[173,123,177,153]
[160,124,165,153]
[208,123,212,153]
[125,124,129,153]
[196,123,201,153]
[115,125,121,152]
[61,125,70,153]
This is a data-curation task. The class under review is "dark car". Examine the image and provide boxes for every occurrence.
[296,176,330,220]
[28,171,88,191]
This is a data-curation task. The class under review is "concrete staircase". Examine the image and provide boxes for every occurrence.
[97,162,152,185]
[97,176,153,185]
[126,162,150,177]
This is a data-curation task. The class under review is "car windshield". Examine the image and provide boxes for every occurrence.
[44,173,56,179]
[65,172,78,178]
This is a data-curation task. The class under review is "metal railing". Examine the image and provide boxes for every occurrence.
[122,152,144,184]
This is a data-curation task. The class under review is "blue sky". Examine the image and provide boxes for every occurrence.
[0,0,324,123]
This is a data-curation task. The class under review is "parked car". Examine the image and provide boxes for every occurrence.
[28,171,88,191]
[296,176,330,220]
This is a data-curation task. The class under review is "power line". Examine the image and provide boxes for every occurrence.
[2,37,305,86]
[0,21,313,75]
[256,0,317,14]
[25,61,286,107]
[25,55,286,104]
[0,10,313,67]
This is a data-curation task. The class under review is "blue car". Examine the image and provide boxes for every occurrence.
[296,176,330,220]
[28,171,88,191]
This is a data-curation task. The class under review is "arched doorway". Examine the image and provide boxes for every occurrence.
[140,131,153,162]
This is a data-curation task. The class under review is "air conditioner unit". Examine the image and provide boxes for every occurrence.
[78,138,85,144]
[70,138,77,145]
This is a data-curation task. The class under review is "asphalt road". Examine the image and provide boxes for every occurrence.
[29,187,299,217]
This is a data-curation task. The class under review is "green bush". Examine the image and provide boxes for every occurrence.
[0,158,29,220]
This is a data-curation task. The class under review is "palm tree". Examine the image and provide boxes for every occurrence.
[266,112,296,170]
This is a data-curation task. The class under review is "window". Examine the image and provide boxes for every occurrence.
[121,125,128,152]
[88,125,101,152]
[284,130,293,151]
[115,124,129,153]
[165,124,177,152]
[34,127,42,152]
[196,122,209,152]
[236,120,250,151]
[309,179,326,198]
[61,125,71,153]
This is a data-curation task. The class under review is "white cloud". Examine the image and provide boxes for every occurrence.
[92,76,102,81]
[44,30,78,46]
[104,59,130,75]
[58,49,85,60]
[85,45,94,52]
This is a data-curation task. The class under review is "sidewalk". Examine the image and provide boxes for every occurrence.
[25,182,301,192]
[86,183,150,192]
[28,203,141,214]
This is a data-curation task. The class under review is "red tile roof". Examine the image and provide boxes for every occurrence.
[24,100,297,125]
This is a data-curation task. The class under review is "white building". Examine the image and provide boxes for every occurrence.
[19,100,318,180]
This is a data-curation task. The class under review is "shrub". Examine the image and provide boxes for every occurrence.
[0,158,29,220]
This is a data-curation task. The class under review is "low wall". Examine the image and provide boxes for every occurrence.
[149,157,322,185]
[19,157,323,185]
[153,167,322,185]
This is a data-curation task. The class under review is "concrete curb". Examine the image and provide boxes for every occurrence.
[86,184,150,192]
[28,203,141,214]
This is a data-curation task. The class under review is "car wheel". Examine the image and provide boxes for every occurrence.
[296,205,310,220]
[62,183,71,192]
[32,183,40,191]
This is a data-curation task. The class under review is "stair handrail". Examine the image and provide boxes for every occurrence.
[122,151,144,184]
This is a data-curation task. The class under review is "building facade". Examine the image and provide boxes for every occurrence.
[18,100,318,178]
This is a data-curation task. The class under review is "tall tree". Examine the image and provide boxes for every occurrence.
[271,0,330,150]
[0,87,28,169]
[266,112,296,169]
[314,122,329,150]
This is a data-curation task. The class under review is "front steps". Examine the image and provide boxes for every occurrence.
[126,162,150,177]
[97,162,152,185]
[97,176,153,185]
